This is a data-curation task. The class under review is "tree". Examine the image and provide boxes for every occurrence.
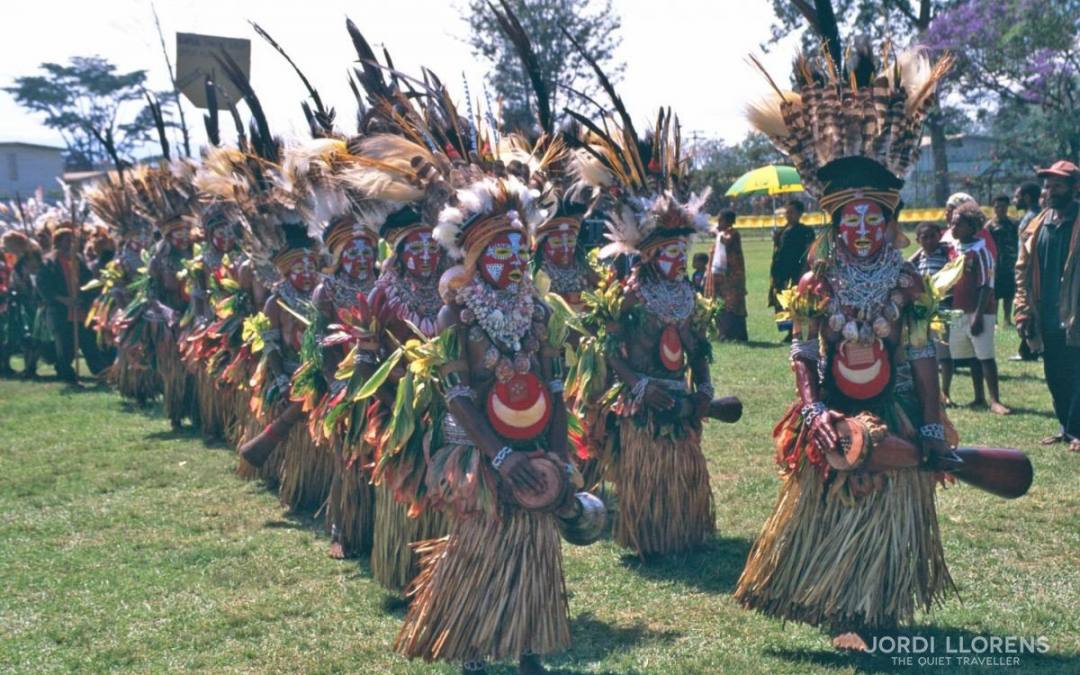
[924,0,1080,165]
[462,0,624,133]
[764,0,957,205]
[5,56,169,170]
[687,133,788,213]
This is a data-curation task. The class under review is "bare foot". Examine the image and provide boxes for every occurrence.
[967,400,988,410]
[989,401,1011,415]
[1069,439,1080,454]
[519,654,547,674]
[1040,433,1065,445]
[328,541,345,559]
[832,632,869,652]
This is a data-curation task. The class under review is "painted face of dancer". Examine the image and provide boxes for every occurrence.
[543,230,576,268]
[210,223,239,253]
[837,199,888,258]
[287,251,320,293]
[340,236,375,281]
[653,239,687,281]
[401,229,441,279]
[167,225,192,251]
[478,232,529,289]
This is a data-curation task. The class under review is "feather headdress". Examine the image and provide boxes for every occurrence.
[745,2,952,216]
[126,160,199,235]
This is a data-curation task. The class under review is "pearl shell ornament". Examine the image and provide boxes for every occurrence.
[884,302,901,322]
[859,323,873,343]
[843,321,860,342]
[829,313,846,332]
[890,290,905,306]
[873,316,891,337]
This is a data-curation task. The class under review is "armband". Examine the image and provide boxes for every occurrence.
[446,383,476,402]
[790,338,819,363]
[491,446,514,470]
[905,342,937,361]
[800,401,826,424]
[548,379,565,394]
[919,423,946,441]
[696,382,714,399]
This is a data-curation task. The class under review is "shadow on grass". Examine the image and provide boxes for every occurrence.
[718,339,783,350]
[618,535,752,593]
[767,624,1080,674]
[543,610,681,674]
[144,427,198,441]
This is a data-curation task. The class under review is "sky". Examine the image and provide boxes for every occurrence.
[0,0,803,155]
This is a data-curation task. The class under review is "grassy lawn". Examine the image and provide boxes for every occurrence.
[1,237,1077,673]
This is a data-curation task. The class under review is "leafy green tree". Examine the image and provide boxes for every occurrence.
[926,0,1080,165]
[5,56,169,170]
[462,0,624,133]
[687,133,788,213]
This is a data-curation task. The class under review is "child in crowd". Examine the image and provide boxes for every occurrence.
[949,204,1010,415]
[691,252,709,293]
[909,221,957,403]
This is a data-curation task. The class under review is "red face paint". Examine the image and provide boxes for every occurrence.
[401,229,441,279]
[340,235,375,280]
[653,240,687,281]
[287,252,320,293]
[478,232,528,289]
[837,199,888,258]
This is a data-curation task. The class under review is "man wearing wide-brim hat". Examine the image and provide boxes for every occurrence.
[1014,160,1080,451]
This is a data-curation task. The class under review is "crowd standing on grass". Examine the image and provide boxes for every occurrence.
[0,3,1062,672]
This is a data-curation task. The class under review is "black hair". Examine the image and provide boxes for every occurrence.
[915,221,942,237]
[786,199,806,214]
[692,252,709,263]
[1019,182,1041,204]
[993,194,1010,205]
[719,209,737,225]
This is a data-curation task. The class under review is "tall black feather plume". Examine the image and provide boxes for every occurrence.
[814,0,842,71]
[146,93,171,161]
[203,77,221,147]
[489,0,552,133]
[345,18,391,102]
[251,21,335,135]
[214,49,276,162]
[560,26,645,184]
[849,38,876,87]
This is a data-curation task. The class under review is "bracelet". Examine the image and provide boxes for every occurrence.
[548,379,565,394]
[800,402,826,424]
[446,383,476,402]
[491,446,514,470]
[790,338,819,363]
[696,382,714,399]
[919,423,946,441]
[630,376,651,402]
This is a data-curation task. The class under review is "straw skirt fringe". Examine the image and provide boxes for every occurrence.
[612,418,715,557]
[735,461,954,630]
[326,452,375,557]
[371,482,447,591]
[155,329,197,426]
[395,510,571,664]
[193,368,228,440]
[277,424,334,512]
[109,345,160,404]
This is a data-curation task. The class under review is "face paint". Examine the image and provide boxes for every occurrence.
[210,223,238,253]
[837,199,888,258]
[340,236,375,280]
[401,229,441,279]
[478,232,529,289]
[287,252,320,293]
[542,231,576,268]
[653,240,687,281]
[167,226,192,251]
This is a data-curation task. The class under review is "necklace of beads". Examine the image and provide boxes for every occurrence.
[825,247,905,343]
[457,277,536,353]
[327,272,373,311]
[543,260,586,295]
[638,277,695,324]
[372,265,443,338]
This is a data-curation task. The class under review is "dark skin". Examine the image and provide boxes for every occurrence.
[952,217,1009,415]
[605,258,713,423]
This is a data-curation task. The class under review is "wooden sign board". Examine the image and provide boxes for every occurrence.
[176,32,251,109]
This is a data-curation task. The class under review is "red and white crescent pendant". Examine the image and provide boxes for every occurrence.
[659,324,684,371]
[832,338,890,399]
[487,372,552,441]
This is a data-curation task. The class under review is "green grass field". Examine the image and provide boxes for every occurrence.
[1,238,1078,674]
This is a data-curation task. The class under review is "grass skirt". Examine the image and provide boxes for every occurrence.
[612,417,715,557]
[108,344,160,405]
[735,460,954,630]
[371,482,447,591]
[277,424,334,512]
[154,327,197,426]
[193,368,229,440]
[395,509,571,664]
[326,451,375,557]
